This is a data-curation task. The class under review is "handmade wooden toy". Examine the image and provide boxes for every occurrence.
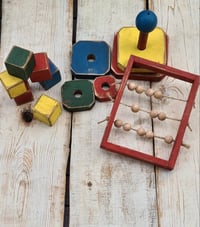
[30,53,51,82]
[32,94,62,126]
[5,45,35,80]
[39,59,61,90]
[71,41,110,79]
[61,79,95,112]
[14,85,34,106]
[93,75,117,102]
[0,70,29,98]
[101,55,199,170]
[111,10,167,81]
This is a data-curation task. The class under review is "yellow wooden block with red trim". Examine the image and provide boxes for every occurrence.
[117,27,167,73]
[0,71,28,98]
[32,94,62,126]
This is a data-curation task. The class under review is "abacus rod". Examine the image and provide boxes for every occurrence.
[116,120,190,149]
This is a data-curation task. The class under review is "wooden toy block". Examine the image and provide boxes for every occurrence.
[61,80,95,112]
[117,27,167,72]
[14,87,34,106]
[39,59,61,90]
[0,70,29,98]
[71,41,110,79]
[5,45,35,80]
[101,55,199,170]
[32,94,62,126]
[111,10,168,81]
[93,75,117,102]
[30,53,51,82]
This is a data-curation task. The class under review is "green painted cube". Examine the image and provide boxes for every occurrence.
[5,45,35,80]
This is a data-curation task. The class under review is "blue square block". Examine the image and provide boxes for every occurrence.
[71,41,110,79]
[40,59,61,90]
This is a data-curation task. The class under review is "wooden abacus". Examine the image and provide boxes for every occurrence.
[100,55,199,170]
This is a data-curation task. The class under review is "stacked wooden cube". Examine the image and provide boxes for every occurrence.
[0,45,62,126]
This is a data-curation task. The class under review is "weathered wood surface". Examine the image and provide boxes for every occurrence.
[0,0,199,227]
[70,0,199,227]
[0,1,72,226]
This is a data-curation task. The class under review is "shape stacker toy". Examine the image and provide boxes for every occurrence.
[111,9,168,81]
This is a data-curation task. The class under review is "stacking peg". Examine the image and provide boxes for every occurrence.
[135,10,157,50]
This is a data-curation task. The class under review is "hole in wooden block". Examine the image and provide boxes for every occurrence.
[101,82,110,91]
[74,90,83,98]
[87,54,96,62]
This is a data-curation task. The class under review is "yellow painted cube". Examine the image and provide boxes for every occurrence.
[32,94,62,126]
[0,71,28,98]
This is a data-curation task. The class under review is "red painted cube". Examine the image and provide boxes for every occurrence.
[30,53,51,82]
[14,82,34,105]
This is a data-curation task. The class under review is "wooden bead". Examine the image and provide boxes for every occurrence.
[145,130,154,139]
[145,88,155,97]
[137,127,146,136]
[149,110,159,118]
[114,119,123,128]
[153,90,163,99]
[123,123,132,131]
[127,82,137,91]
[158,112,166,121]
[135,85,145,94]
[131,104,140,112]
[164,135,173,144]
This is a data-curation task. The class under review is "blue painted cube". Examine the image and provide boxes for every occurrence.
[40,59,61,90]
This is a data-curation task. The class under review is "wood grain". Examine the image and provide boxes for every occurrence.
[0,1,72,226]
[70,0,199,226]
[153,1,200,226]
[70,1,158,226]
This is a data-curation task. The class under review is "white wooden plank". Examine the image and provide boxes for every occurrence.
[152,1,200,226]
[70,1,159,226]
[0,1,72,226]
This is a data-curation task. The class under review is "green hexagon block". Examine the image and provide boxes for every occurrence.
[61,80,95,112]
[5,45,35,80]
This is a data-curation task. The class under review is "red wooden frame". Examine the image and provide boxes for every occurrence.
[101,55,200,170]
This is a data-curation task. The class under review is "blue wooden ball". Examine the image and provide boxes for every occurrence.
[136,10,157,33]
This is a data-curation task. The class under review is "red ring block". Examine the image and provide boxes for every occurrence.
[93,75,117,102]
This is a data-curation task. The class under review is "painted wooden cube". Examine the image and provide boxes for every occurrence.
[32,94,62,126]
[0,70,28,98]
[5,45,35,80]
[14,83,34,106]
[39,59,61,90]
[30,53,52,82]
